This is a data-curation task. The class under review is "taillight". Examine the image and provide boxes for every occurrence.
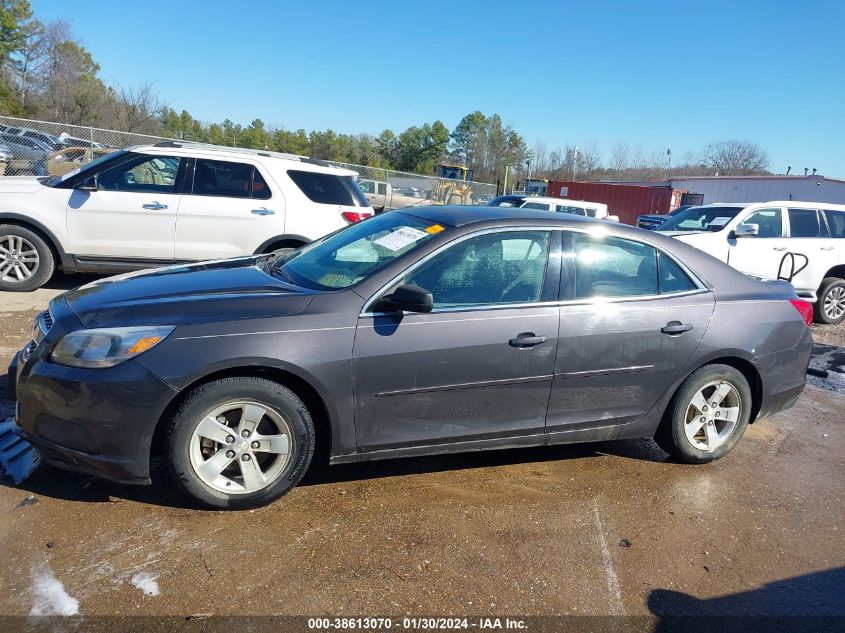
[788,299,813,326]
[342,211,373,223]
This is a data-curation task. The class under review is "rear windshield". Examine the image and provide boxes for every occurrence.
[288,169,368,207]
[488,195,527,207]
[659,206,742,232]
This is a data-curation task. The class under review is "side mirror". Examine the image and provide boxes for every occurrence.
[373,284,433,314]
[733,223,759,238]
[76,176,97,192]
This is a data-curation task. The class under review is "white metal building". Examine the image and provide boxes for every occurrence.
[668,175,845,205]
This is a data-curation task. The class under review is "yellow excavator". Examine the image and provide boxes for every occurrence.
[429,162,475,205]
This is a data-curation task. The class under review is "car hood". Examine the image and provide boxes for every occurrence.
[0,176,44,193]
[61,257,316,329]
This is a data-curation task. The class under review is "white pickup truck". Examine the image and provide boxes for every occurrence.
[357,178,431,213]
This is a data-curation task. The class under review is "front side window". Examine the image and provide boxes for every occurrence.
[276,212,447,290]
[96,154,181,193]
[788,208,821,238]
[823,210,845,238]
[574,233,658,299]
[358,180,375,194]
[288,169,368,206]
[743,208,782,238]
[402,231,551,308]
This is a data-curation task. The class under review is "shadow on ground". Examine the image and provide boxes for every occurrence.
[1,436,669,510]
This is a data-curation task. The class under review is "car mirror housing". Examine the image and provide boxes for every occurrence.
[373,284,433,314]
[733,223,759,238]
[76,176,97,192]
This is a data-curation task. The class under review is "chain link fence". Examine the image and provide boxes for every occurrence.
[0,115,497,206]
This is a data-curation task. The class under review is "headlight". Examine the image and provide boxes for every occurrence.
[51,326,174,368]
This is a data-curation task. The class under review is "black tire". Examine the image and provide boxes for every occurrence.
[814,277,845,325]
[654,364,752,464]
[165,377,315,509]
[0,224,55,292]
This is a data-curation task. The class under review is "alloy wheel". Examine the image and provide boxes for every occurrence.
[683,380,741,452]
[823,286,845,321]
[0,235,39,282]
[189,400,294,494]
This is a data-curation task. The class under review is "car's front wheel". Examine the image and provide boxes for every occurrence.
[0,224,55,291]
[165,377,315,509]
[655,364,752,463]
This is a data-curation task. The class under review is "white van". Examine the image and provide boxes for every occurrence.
[515,196,616,221]
[658,201,845,323]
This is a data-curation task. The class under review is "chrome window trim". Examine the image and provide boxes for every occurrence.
[360,224,710,318]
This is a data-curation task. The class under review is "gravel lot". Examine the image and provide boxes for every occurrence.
[1,275,843,622]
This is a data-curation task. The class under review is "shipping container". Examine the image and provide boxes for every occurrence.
[546,181,686,225]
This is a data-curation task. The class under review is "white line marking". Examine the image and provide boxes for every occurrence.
[30,563,79,616]
[592,499,625,616]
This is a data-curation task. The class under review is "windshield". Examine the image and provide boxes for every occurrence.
[46,149,126,187]
[658,206,743,232]
[274,212,450,290]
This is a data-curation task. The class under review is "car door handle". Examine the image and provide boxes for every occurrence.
[509,333,547,348]
[772,247,787,251]
[820,246,834,251]
[661,321,693,335]
[251,208,275,216]
[142,202,167,210]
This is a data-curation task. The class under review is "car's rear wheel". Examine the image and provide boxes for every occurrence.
[655,364,752,463]
[165,377,315,509]
[0,225,55,291]
[815,277,845,325]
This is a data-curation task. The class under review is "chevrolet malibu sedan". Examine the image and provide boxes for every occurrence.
[9,207,813,509]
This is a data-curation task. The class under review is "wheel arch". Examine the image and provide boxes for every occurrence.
[150,364,335,474]
[0,212,72,271]
[253,234,310,255]
[820,265,845,285]
[660,353,764,428]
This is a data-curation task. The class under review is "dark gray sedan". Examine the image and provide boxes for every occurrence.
[10,206,813,508]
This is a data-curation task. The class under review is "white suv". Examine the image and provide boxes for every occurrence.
[0,142,374,291]
[658,201,845,323]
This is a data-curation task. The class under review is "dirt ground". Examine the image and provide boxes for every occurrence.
[1,275,843,623]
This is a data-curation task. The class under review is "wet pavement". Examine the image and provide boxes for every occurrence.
[1,277,843,620]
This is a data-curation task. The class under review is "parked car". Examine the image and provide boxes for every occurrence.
[658,202,845,323]
[9,207,812,508]
[0,132,50,176]
[489,194,617,221]
[0,143,12,174]
[14,127,66,151]
[637,205,693,230]
[46,146,113,177]
[0,142,374,291]
[58,133,106,149]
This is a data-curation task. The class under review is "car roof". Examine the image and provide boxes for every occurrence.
[400,204,600,227]
[129,142,359,176]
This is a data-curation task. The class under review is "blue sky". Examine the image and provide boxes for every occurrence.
[31,0,845,177]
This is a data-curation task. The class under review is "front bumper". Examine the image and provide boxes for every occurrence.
[10,338,178,485]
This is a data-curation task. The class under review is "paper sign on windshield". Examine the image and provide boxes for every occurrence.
[373,227,428,252]
[710,217,731,227]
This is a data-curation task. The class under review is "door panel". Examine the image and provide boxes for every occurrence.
[784,208,838,296]
[175,159,284,261]
[727,207,786,280]
[353,307,559,450]
[547,294,714,431]
[66,154,183,259]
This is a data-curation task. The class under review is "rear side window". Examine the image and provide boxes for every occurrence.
[788,208,822,238]
[192,159,271,199]
[658,252,696,294]
[824,210,845,237]
[288,170,368,206]
[573,234,658,299]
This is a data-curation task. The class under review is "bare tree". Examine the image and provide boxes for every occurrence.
[112,82,164,132]
[700,139,769,176]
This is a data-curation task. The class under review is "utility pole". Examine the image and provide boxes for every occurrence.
[571,147,579,180]
[667,144,672,179]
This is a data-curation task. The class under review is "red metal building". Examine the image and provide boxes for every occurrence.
[546,181,686,225]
